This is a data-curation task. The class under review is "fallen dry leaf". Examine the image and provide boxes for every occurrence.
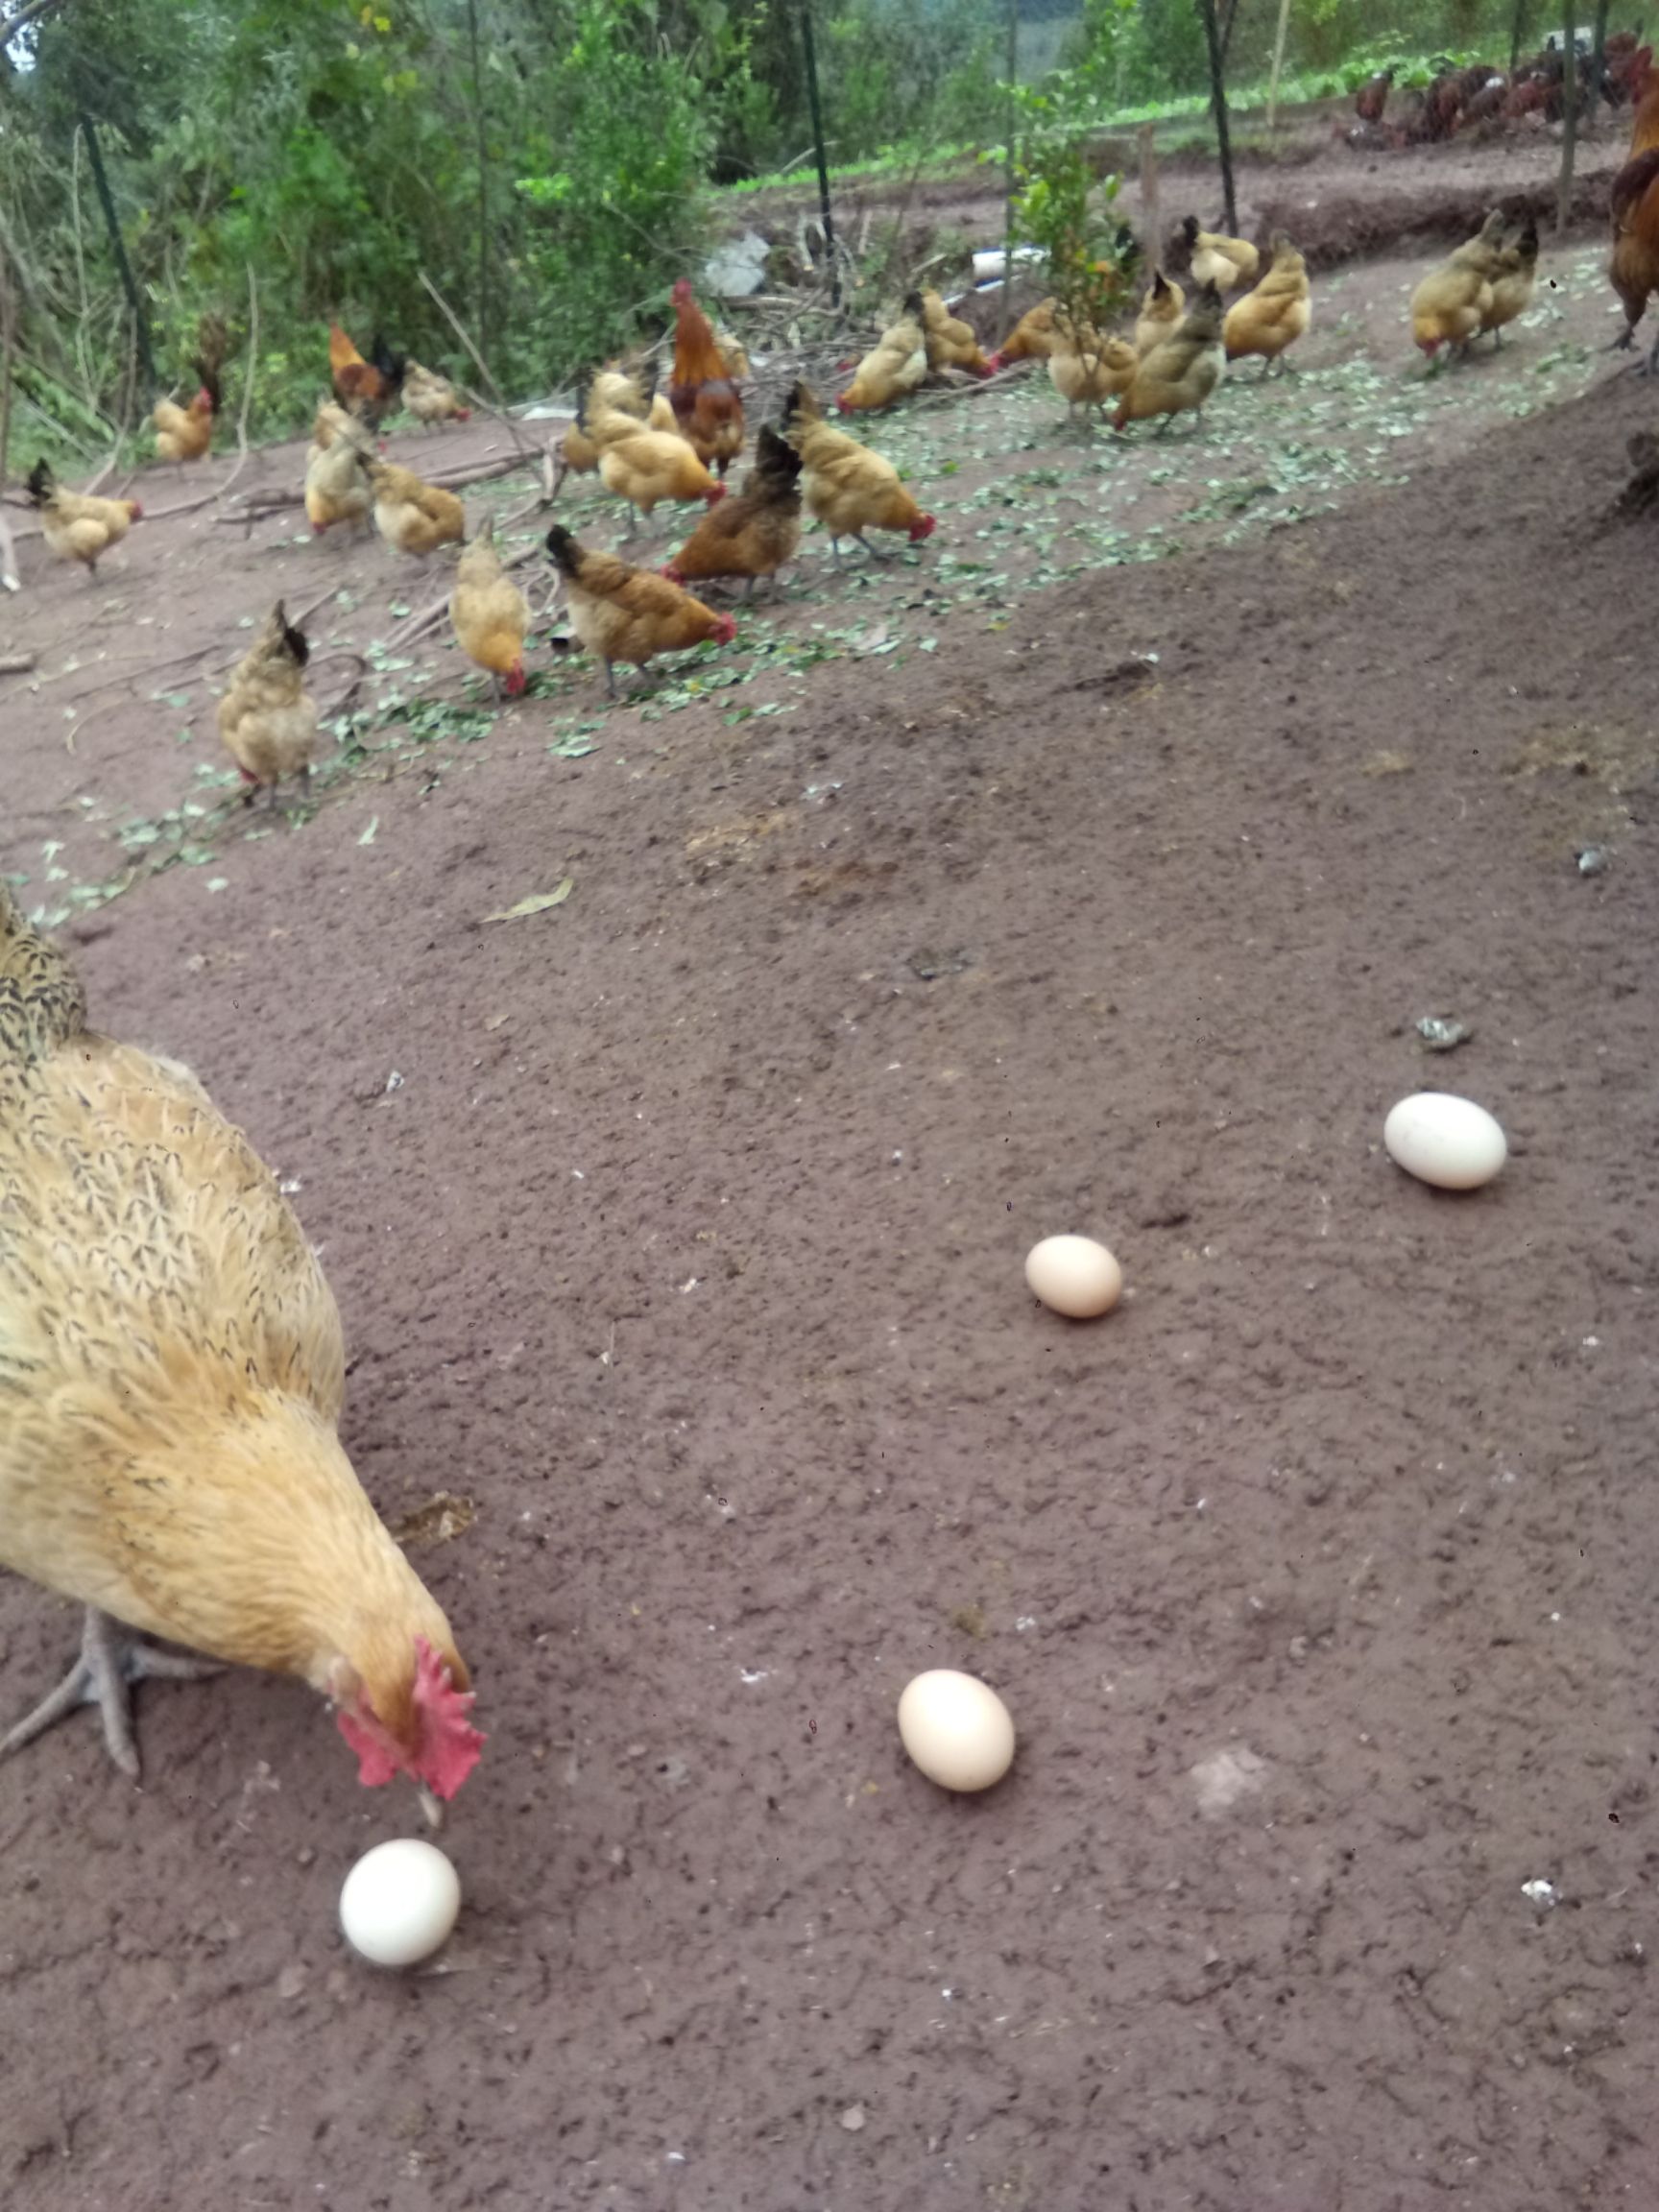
[390,1491,477,1548]
[484,877,574,922]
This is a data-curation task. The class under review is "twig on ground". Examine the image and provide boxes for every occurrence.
[415,270,537,461]
[0,650,35,674]
[214,446,534,526]
[381,540,540,654]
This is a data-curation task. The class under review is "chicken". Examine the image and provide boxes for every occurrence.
[714,324,752,380]
[588,387,726,532]
[1409,261,1493,360]
[1614,426,1659,517]
[0,886,483,1807]
[1046,318,1138,419]
[216,600,319,805]
[1135,270,1187,356]
[152,366,221,469]
[1409,212,1508,361]
[837,293,929,411]
[544,523,736,695]
[304,418,373,536]
[1222,234,1312,375]
[450,517,531,698]
[663,423,803,598]
[402,362,471,428]
[1356,67,1394,124]
[1182,218,1260,295]
[153,314,228,469]
[24,460,142,578]
[1609,50,1659,370]
[920,288,993,376]
[984,299,1058,371]
[1481,216,1539,345]
[309,397,368,454]
[554,370,648,487]
[668,278,745,477]
[1450,207,1513,278]
[782,379,936,564]
[367,459,466,558]
[1114,282,1226,433]
[329,322,406,427]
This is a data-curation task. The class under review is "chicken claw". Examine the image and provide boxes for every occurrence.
[0,1607,222,1780]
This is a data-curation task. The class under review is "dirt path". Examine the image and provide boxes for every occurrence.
[3,214,1658,2210]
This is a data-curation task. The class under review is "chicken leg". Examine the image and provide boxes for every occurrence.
[0,1607,221,1780]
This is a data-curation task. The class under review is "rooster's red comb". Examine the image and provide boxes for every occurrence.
[413,1636,484,1801]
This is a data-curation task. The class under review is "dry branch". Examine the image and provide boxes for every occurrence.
[214,445,534,526]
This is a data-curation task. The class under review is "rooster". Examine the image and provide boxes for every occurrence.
[329,322,407,428]
[1610,48,1659,371]
[0,885,482,1810]
[667,279,745,477]
[1355,67,1393,125]
[153,313,228,469]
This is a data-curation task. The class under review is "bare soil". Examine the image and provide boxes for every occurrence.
[2,155,1657,2212]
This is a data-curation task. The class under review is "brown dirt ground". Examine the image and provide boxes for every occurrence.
[3,164,1659,2212]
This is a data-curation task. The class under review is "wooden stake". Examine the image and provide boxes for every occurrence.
[1198,0,1238,235]
[1558,3,1578,235]
[1266,0,1293,131]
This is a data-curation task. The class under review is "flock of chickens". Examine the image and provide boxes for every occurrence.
[1349,28,1649,146]
[12,50,1659,1814]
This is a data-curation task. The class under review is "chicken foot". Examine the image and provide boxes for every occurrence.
[1609,322,1659,375]
[0,1607,222,1780]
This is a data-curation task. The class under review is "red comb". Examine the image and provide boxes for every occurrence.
[334,1636,483,1797]
[412,1636,484,1800]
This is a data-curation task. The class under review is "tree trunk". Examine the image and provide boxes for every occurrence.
[800,2,839,310]
[1000,0,1019,344]
[1557,2,1577,236]
[1587,0,1611,137]
[1197,0,1237,235]
[0,239,15,490]
[1510,0,1528,71]
[79,111,156,392]
[1265,0,1293,132]
[467,0,489,365]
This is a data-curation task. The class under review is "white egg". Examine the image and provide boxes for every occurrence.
[898,1670,1016,1792]
[340,1839,461,1968]
[1024,1234,1122,1319]
[1383,1092,1507,1191]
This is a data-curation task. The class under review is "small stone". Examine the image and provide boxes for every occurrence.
[839,2105,867,2133]
[276,1961,307,2000]
[1576,846,1609,878]
[1416,1015,1472,1052]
